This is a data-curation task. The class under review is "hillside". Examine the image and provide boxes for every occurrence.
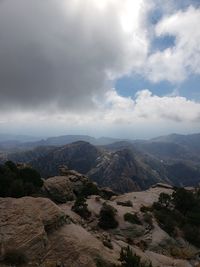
[7,141,170,193]
[2,132,200,193]
[0,166,199,267]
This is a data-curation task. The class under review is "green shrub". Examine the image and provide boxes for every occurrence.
[80,182,99,197]
[98,203,118,230]
[0,161,43,198]
[172,188,196,215]
[124,213,141,225]
[72,197,91,219]
[4,161,18,172]
[152,189,200,247]
[19,167,43,187]
[154,209,176,235]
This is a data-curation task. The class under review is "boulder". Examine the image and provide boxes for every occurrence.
[42,172,88,203]
[0,197,66,261]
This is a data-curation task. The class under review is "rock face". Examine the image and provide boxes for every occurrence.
[0,196,119,267]
[0,184,198,267]
[28,142,169,193]
[5,132,200,193]
[42,168,88,203]
[88,149,167,193]
[0,197,66,261]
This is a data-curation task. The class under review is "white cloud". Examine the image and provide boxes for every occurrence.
[0,0,150,111]
[0,1,199,137]
[1,89,200,138]
[102,89,200,123]
[147,6,200,82]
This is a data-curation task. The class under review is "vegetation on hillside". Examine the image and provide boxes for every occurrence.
[71,196,91,219]
[95,246,152,267]
[98,203,119,230]
[119,246,152,267]
[124,213,141,225]
[153,188,200,247]
[0,161,43,197]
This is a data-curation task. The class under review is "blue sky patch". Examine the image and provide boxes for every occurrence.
[115,74,200,101]
[151,35,176,52]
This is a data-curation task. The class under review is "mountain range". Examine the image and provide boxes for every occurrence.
[1,132,199,193]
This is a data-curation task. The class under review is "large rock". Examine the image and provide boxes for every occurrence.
[0,197,66,262]
[44,223,119,267]
[42,169,88,203]
[0,197,119,267]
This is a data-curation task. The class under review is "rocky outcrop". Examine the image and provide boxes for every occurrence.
[42,168,89,203]
[0,196,119,267]
[0,197,67,262]
[0,185,198,267]
[21,142,169,193]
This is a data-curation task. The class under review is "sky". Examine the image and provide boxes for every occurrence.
[0,0,200,139]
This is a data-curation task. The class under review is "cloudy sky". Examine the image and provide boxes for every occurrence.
[0,0,200,139]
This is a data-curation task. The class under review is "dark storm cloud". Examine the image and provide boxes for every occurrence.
[0,0,147,111]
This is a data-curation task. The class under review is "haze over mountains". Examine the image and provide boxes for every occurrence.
[1,132,200,193]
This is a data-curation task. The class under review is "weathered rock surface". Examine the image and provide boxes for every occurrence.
[42,169,88,203]
[0,183,198,267]
[0,196,119,267]
[44,223,119,267]
[0,197,66,262]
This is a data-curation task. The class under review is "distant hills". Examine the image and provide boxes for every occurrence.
[1,132,200,192]
[0,134,124,151]
[0,133,42,143]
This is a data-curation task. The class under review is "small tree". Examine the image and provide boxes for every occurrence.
[98,203,118,230]
[80,182,99,197]
[72,197,91,219]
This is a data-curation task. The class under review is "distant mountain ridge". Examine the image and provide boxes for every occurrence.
[1,132,200,151]
[2,132,200,193]
[0,134,125,151]
[7,139,200,193]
